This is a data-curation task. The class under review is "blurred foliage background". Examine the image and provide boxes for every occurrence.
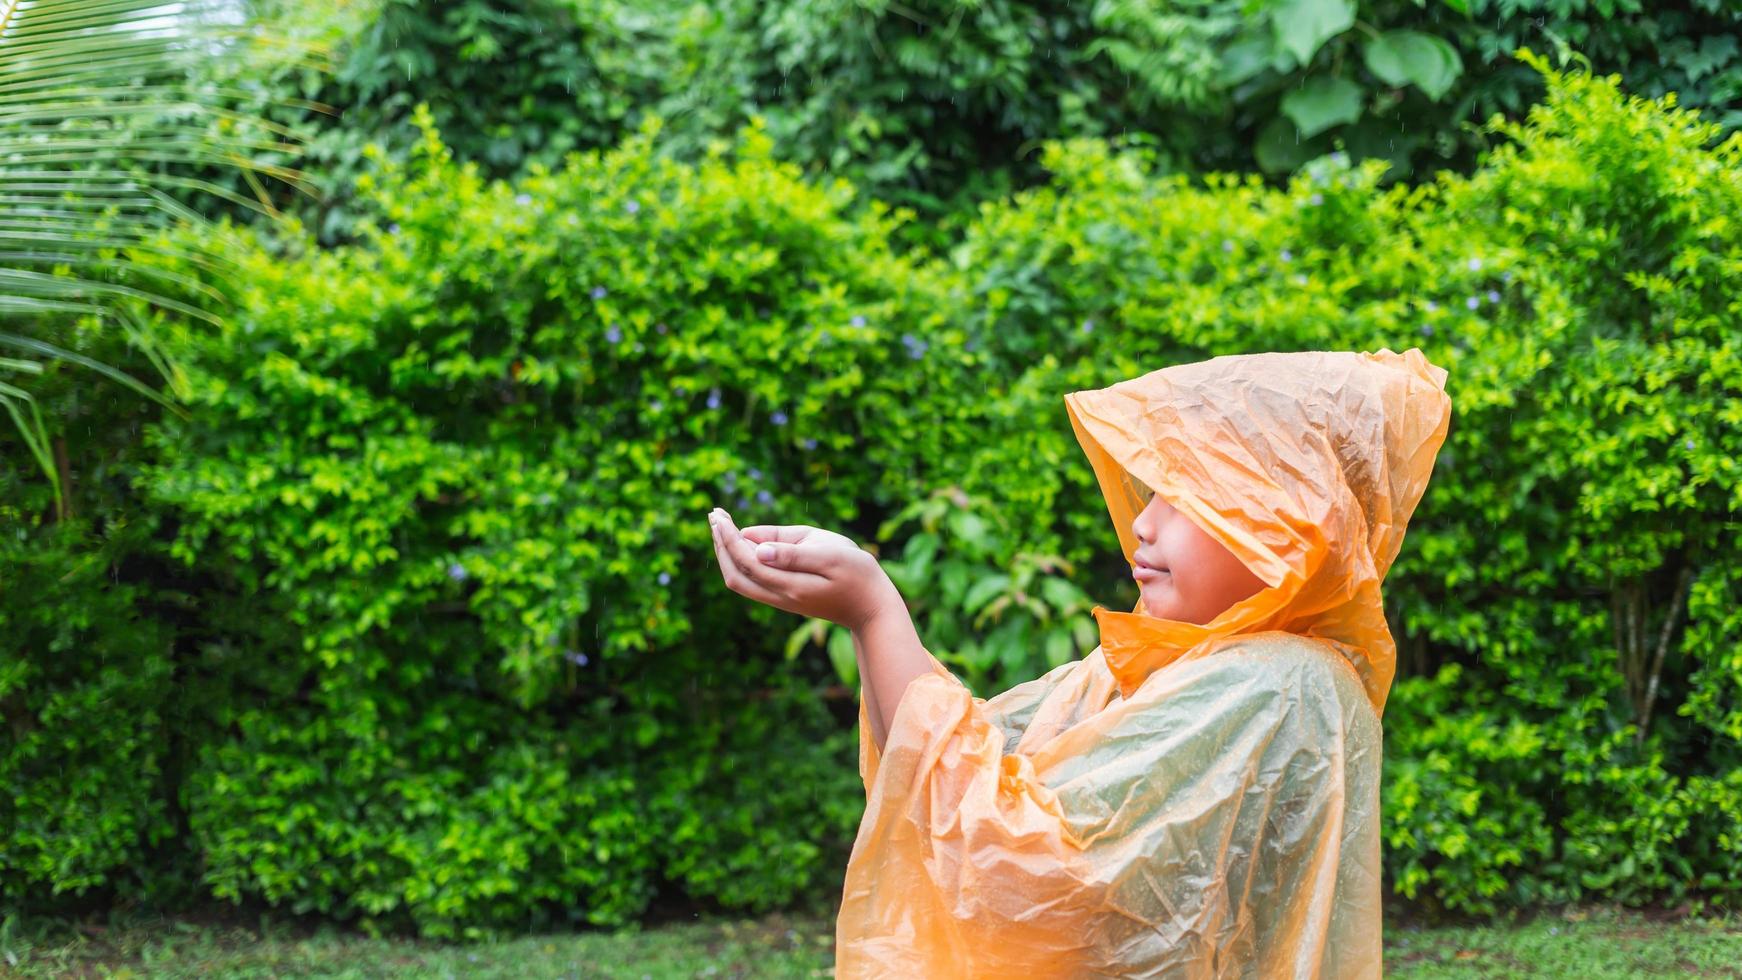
[4,0,1741,942]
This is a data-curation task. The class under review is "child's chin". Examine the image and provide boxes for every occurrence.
[1138,594,1174,620]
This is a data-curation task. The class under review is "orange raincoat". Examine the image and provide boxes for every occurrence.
[837,349,1452,977]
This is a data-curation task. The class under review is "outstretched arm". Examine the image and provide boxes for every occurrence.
[851,630,887,750]
[853,600,939,755]
[708,507,947,752]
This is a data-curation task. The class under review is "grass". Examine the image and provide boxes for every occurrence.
[2,904,1738,978]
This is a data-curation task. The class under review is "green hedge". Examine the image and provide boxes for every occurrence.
[127,110,960,937]
[4,53,1740,933]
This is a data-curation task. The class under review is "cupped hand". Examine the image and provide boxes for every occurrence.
[707,507,895,632]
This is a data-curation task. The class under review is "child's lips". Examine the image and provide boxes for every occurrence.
[1133,562,1169,583]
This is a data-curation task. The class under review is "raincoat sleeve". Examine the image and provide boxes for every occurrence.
[838,637,1382,978]
[856,654,1088,793]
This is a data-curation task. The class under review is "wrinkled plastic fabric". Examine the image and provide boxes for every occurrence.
[836,349,1452,978]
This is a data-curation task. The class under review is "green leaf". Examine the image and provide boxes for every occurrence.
[995,619,1031,674]
[1044,629,1075,669]
[945,510,994,555]
[1219,31,1277,87]
[1071,615,1099,653]
[1280,75,1365,138]
[828,626,858,688]
[1038,576,1087,612]
[1364,30,1463,101]
[903,532,940,584]
[939,563,972,607]
[962,574,1009,616]
[784,617,828,661]
[1271,0,1356,67]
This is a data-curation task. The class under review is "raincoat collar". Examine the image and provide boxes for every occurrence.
[1063,348,1451,712]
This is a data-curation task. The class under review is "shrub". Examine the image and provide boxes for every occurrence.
[133,107,968,935]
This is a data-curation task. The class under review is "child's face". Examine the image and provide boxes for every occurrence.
[1130,492,1268,624]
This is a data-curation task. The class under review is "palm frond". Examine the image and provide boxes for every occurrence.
[1,0,330,519]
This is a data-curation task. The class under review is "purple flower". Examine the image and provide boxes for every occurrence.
[756,489,773,505]
[1279,249,1293,263]
[1309,193,1324,205]
[748,467,762,480]
[675,386,686,397]
[1685,439,1696,450]
[1466,295,1481,310]
[656,322,667,334]
[1424,299,1438,312]
[387,222,400,236]
[901,333,929,359]
[1467,256,1483,272]
[625,200,641,214]
[802,437,818,451]
[851,315,867,328]
[1487,289,1501,304]
[1420,324,1435,337]
[591,286,608,300]
[1081,319,1094,334]
[649,400,662,413]
[565,650,589,667]
[658,571,671,586]
[515,193,532,206]
[723,471,739,490]
[605,323,623,343]
[964,338,980,352]
[771,411,788,426]
[447,562,467,582]
[1502,270,1514,283]
[1222,239,1234,253]
[707,389,721,410]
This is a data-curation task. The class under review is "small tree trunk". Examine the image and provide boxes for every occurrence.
[1636,566,1696,746]
[53,436,75,522]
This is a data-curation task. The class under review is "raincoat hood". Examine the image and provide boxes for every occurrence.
[1062,347,1452,713]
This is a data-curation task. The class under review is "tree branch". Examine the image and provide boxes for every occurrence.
[1637,566,1696,746]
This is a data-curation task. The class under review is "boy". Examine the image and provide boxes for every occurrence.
[708,348,1451,977]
